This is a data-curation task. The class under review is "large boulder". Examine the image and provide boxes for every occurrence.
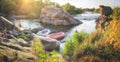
[40,6,82,25]
[31,35,60,51]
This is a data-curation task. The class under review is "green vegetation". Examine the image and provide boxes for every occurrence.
[62,31,88,58]
[17,30,32,41]
[0,0,84,18]
[62,3,84,15]
[0,50,4,61]
[0,0,120,62]
[112,7,120,20]
[31,40,66,62]
[62,7,120,62]
[0,0,17,15]
[83,8,99,13]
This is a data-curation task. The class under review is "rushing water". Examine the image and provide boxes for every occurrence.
[14,19,42,30]
[59,12,100,52]
[15,12,100,51]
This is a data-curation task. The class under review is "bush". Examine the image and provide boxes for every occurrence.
[62,32,88,58]
[112,7,120,20]
[62,14,120,61]
[62,37,79,58]
[31,40,66,62]
[76,55,101,62]
[18,30,32,41]
[0,50,4,61]
[73,38,98,59]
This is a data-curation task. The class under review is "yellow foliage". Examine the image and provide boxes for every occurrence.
[113,42,120,49]
[77,55,101,62]
[104,19,120,44]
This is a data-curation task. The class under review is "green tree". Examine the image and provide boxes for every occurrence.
[62,3,83,15]
[51,2,61,8]
[0,0,17,15]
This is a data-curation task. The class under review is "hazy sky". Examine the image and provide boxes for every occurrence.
[50,0,120,8]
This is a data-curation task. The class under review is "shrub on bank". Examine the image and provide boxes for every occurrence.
[62,31,88,58]
[62,17,120,61]
[31,40,66,62]
[112,7,120,20]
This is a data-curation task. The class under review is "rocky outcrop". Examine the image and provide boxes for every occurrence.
[95,16,112,29]
[0,46,37,62]
[0,38,37,62]
[0,33,60,61]
[31,35,60,51]
[0,16,18,31]
[40,6,82,25]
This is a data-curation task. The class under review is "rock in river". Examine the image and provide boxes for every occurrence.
[40,6,82,25]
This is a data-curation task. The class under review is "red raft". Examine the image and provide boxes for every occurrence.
[48,32,65,40]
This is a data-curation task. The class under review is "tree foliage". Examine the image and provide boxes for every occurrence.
[0,0,84,17]
[62,3,83,15]
[0,0,17,15]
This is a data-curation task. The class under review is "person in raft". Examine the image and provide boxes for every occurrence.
[95,5,113,31]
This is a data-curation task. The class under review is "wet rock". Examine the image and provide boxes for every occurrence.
[31,27,43,33]
[40,6,82,25]
[31,35,60,51]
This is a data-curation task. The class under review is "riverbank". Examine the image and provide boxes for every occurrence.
[13,12,100,54]
[0,10,119,62]
[61,8,120,61]
[61,18,120,62]
[15,12,99,41]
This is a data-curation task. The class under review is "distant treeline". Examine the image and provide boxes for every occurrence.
[0,0,98,16]
[0,0,118,18]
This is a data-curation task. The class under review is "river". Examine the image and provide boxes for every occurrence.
[15,12,100,51]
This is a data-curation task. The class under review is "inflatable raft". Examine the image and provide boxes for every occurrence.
[37,29,51,36]
[48,32,65,40]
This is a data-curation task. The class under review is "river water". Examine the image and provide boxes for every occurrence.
[15,12,100,51]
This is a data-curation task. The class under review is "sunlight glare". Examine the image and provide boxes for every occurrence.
[23,0,29,6]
